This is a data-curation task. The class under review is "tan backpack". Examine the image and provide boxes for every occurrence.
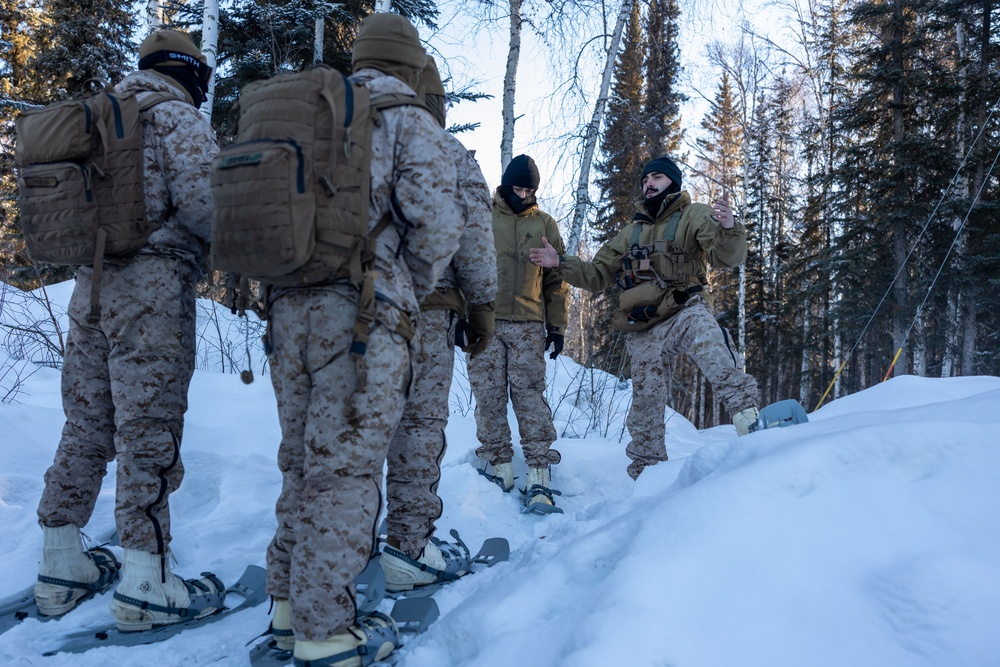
[15,85,179,321]
[211,65,420,289]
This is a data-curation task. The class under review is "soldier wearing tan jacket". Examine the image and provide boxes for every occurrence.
[469,154,569,513]
[532,156,760,480]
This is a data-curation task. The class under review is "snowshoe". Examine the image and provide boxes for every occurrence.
[46,565,266,656]
[756,399,809,430]
[292,611,397,667]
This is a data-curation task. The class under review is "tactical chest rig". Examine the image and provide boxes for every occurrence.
[612,209,710,332]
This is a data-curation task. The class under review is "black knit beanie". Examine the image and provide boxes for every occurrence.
[640,156,682,193]
[501,154,541,189]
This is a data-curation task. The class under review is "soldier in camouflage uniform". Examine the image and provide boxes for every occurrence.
[380,57,498,591]
[34,30,226,630]
[531,156,760,479]
[263,16,465,666]
[468,154,569,512]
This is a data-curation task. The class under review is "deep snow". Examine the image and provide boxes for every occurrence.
[1,281,998,666]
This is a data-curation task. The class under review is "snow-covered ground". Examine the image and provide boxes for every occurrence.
[1,281,999,666]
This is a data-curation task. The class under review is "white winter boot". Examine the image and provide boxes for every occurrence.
[381,538,471,592]
[294,612,397,667]
[270,598,294,651]
[110,549,226,632]
[477,461,514,492]
[35,524,119,617]
[523,466,563,514]
[732,407,760,436]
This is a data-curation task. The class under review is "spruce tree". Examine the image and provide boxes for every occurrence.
[28,0,135,101]
[587,1,645,375]
[207,1,439,136]
[833,0,947,387]
[643,0,685,157]
[692,72,742,425]
[1,1,43,287]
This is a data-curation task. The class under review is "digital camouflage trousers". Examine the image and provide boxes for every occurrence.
[624,296,759,479]
[467,319,560,468]
[385,308,454,558]
[265,287,411,641]
[37,255,197,554]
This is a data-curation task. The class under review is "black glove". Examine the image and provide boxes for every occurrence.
[544,330,564,360]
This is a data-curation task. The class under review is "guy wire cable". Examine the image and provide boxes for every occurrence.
[887,142,1000,380]
[814,95,1000,411]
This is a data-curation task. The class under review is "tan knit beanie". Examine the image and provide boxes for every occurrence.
[351,14,426,70]
[138,30,206,68]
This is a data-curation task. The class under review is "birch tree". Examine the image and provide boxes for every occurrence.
[500,0,523,172]
[200,0,219,120]
[565,0,636,252]
[146,0,163,34]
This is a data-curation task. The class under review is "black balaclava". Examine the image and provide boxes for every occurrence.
[152,65,208,106]
[640,156,682,216]
[500,154,541,214]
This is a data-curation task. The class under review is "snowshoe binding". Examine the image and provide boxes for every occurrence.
[292,611,397,667]
[110,549,226,632]
[34,524,121,617]
[476,460,515,492]
[35,547,120,617]
[521,466,563,515]
[380,531,472,594]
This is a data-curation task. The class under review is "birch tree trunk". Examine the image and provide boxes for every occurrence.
[200,0,219,121]
[566,0,635,253]
[314,18,325,63]
[500,0,523,172]
[146,1,163,35]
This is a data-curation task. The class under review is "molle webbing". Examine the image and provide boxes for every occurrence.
[210,66,375,288]
[210,68,425,289]
[15,88,177,322]
[622,210,706,288]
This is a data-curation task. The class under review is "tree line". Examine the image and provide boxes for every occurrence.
[2,0,999,428]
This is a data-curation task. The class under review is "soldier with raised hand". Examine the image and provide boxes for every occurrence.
[380,56,499,592]
[530,156,760,480]
[262,15,464,666]
[34,30,226,629]
[469,154,569,513]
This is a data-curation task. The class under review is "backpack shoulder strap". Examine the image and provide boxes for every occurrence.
[369,92,424,114]
[137,90,185,114]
